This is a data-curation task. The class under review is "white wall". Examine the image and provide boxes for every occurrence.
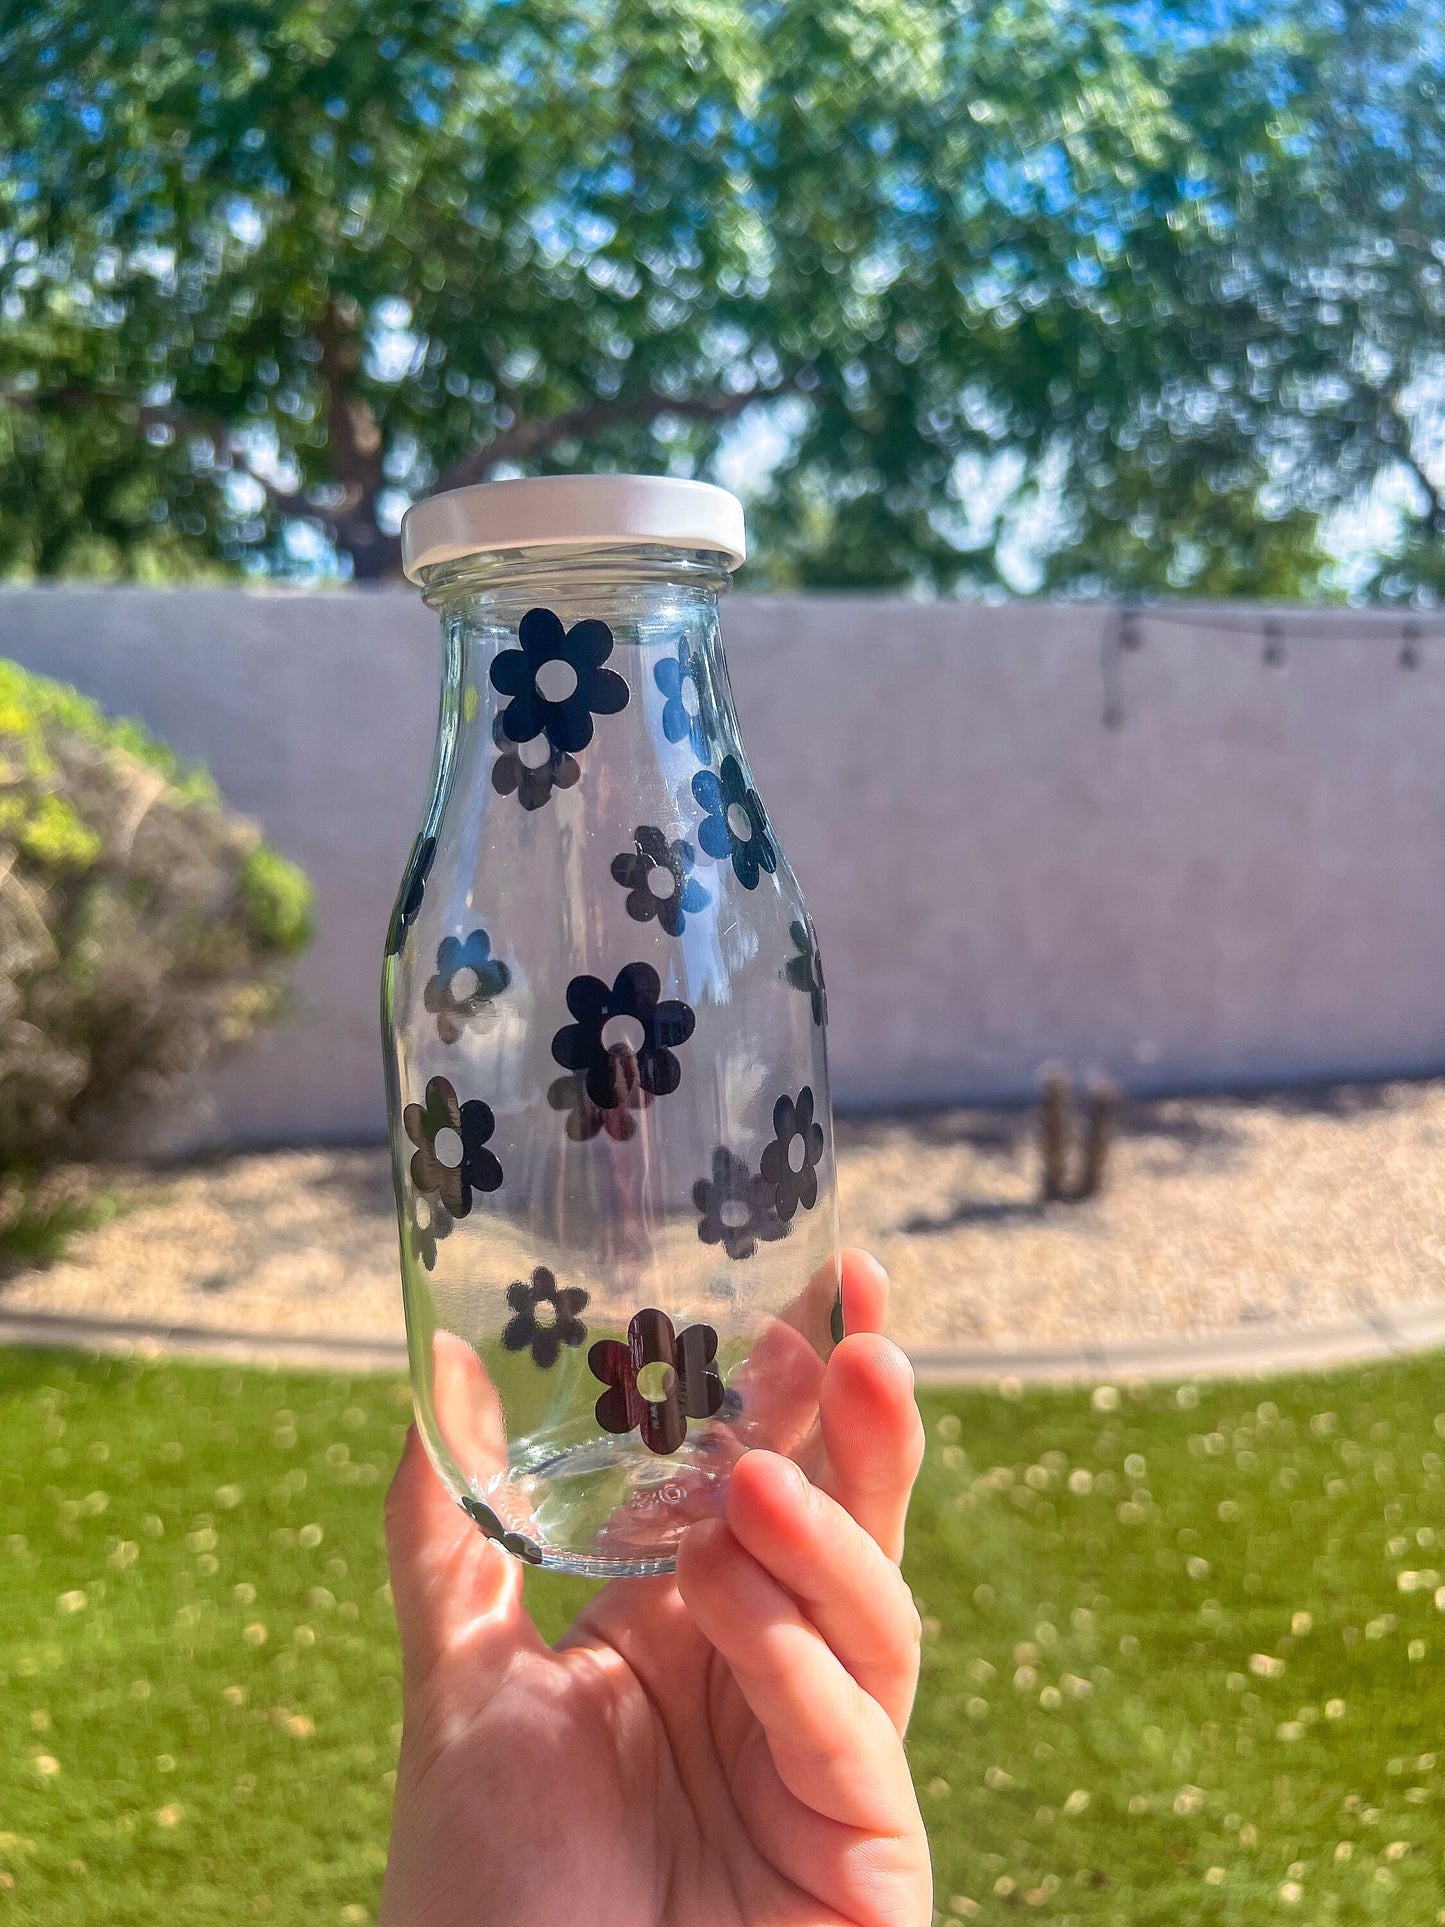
[3,587,1442,1148]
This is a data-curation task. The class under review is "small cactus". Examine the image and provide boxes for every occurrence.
[1038,1069,1119,1203]
[1039,1066,1074,1202]
[1076,1078,1120,1200]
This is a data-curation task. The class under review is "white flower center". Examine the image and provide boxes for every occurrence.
[535,659,579,703]
[636,1361,676,1404]
[601,1014,646,1055]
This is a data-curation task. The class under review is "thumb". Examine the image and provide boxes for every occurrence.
[384,1339,541,1686]
[383,1425,527,1682]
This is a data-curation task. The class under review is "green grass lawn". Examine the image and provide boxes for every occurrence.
[3,1347,1445,1925]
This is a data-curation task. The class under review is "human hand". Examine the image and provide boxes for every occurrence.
[379,1249,932,1927]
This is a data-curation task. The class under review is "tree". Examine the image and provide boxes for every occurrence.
[1,0,1442,596]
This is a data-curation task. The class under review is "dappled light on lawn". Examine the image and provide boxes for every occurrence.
[5,1350,1445,1920]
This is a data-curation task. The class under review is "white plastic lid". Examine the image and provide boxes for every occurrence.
[400,473,746,582]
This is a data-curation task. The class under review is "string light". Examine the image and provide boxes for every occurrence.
[1095,604,1443,729]
[1115,606,1445,643]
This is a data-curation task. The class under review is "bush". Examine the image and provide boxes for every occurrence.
[0,659,313,1258]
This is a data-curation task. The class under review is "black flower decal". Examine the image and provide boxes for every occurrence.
[490,712,580,813]
[501,1266,589,1369]
[759,1085,825,1221]
[547,1066,647,1142]
[403,1075,503,1217]
[386,833,436,957]
[589,1309,724,1456]
[693,755,775,890]
[551,962,696,1110]
[785,918,827,1027]
[461,1496,544,1566]
[408,1193,453,1272]
[610,826,710,939]
[654,638,710,763]
[693,1147,790,1262]
[490,606,629,756]
[424,928,511,1044]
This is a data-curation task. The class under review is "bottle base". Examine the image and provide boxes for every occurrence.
[467,1425,742,1577]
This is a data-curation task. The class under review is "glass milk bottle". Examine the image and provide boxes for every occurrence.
[384,475,839,1575]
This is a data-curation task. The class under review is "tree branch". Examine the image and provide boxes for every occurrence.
[431,384,791,496]
[1,379,323,522]
[1388,398,1445,535]
[4,372,801,580]
[224,448,318,524]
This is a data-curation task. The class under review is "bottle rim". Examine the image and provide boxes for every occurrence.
[401,473,747,583]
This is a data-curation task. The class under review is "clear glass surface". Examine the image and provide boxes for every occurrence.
[381,543,840,1575]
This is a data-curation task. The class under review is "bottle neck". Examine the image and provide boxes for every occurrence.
[418,543,740,786]
[418,543,734,623]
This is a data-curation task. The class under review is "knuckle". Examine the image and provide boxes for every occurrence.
[902,1593,924,1656]
[903,1405,927,1479]
[789,1698,870,1778]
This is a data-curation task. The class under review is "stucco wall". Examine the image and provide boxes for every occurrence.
[3,587,1441,1148]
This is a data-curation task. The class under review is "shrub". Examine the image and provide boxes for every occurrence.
[0,659,313,1258]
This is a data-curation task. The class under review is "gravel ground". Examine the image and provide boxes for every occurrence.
[5,1080,1445,1352]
